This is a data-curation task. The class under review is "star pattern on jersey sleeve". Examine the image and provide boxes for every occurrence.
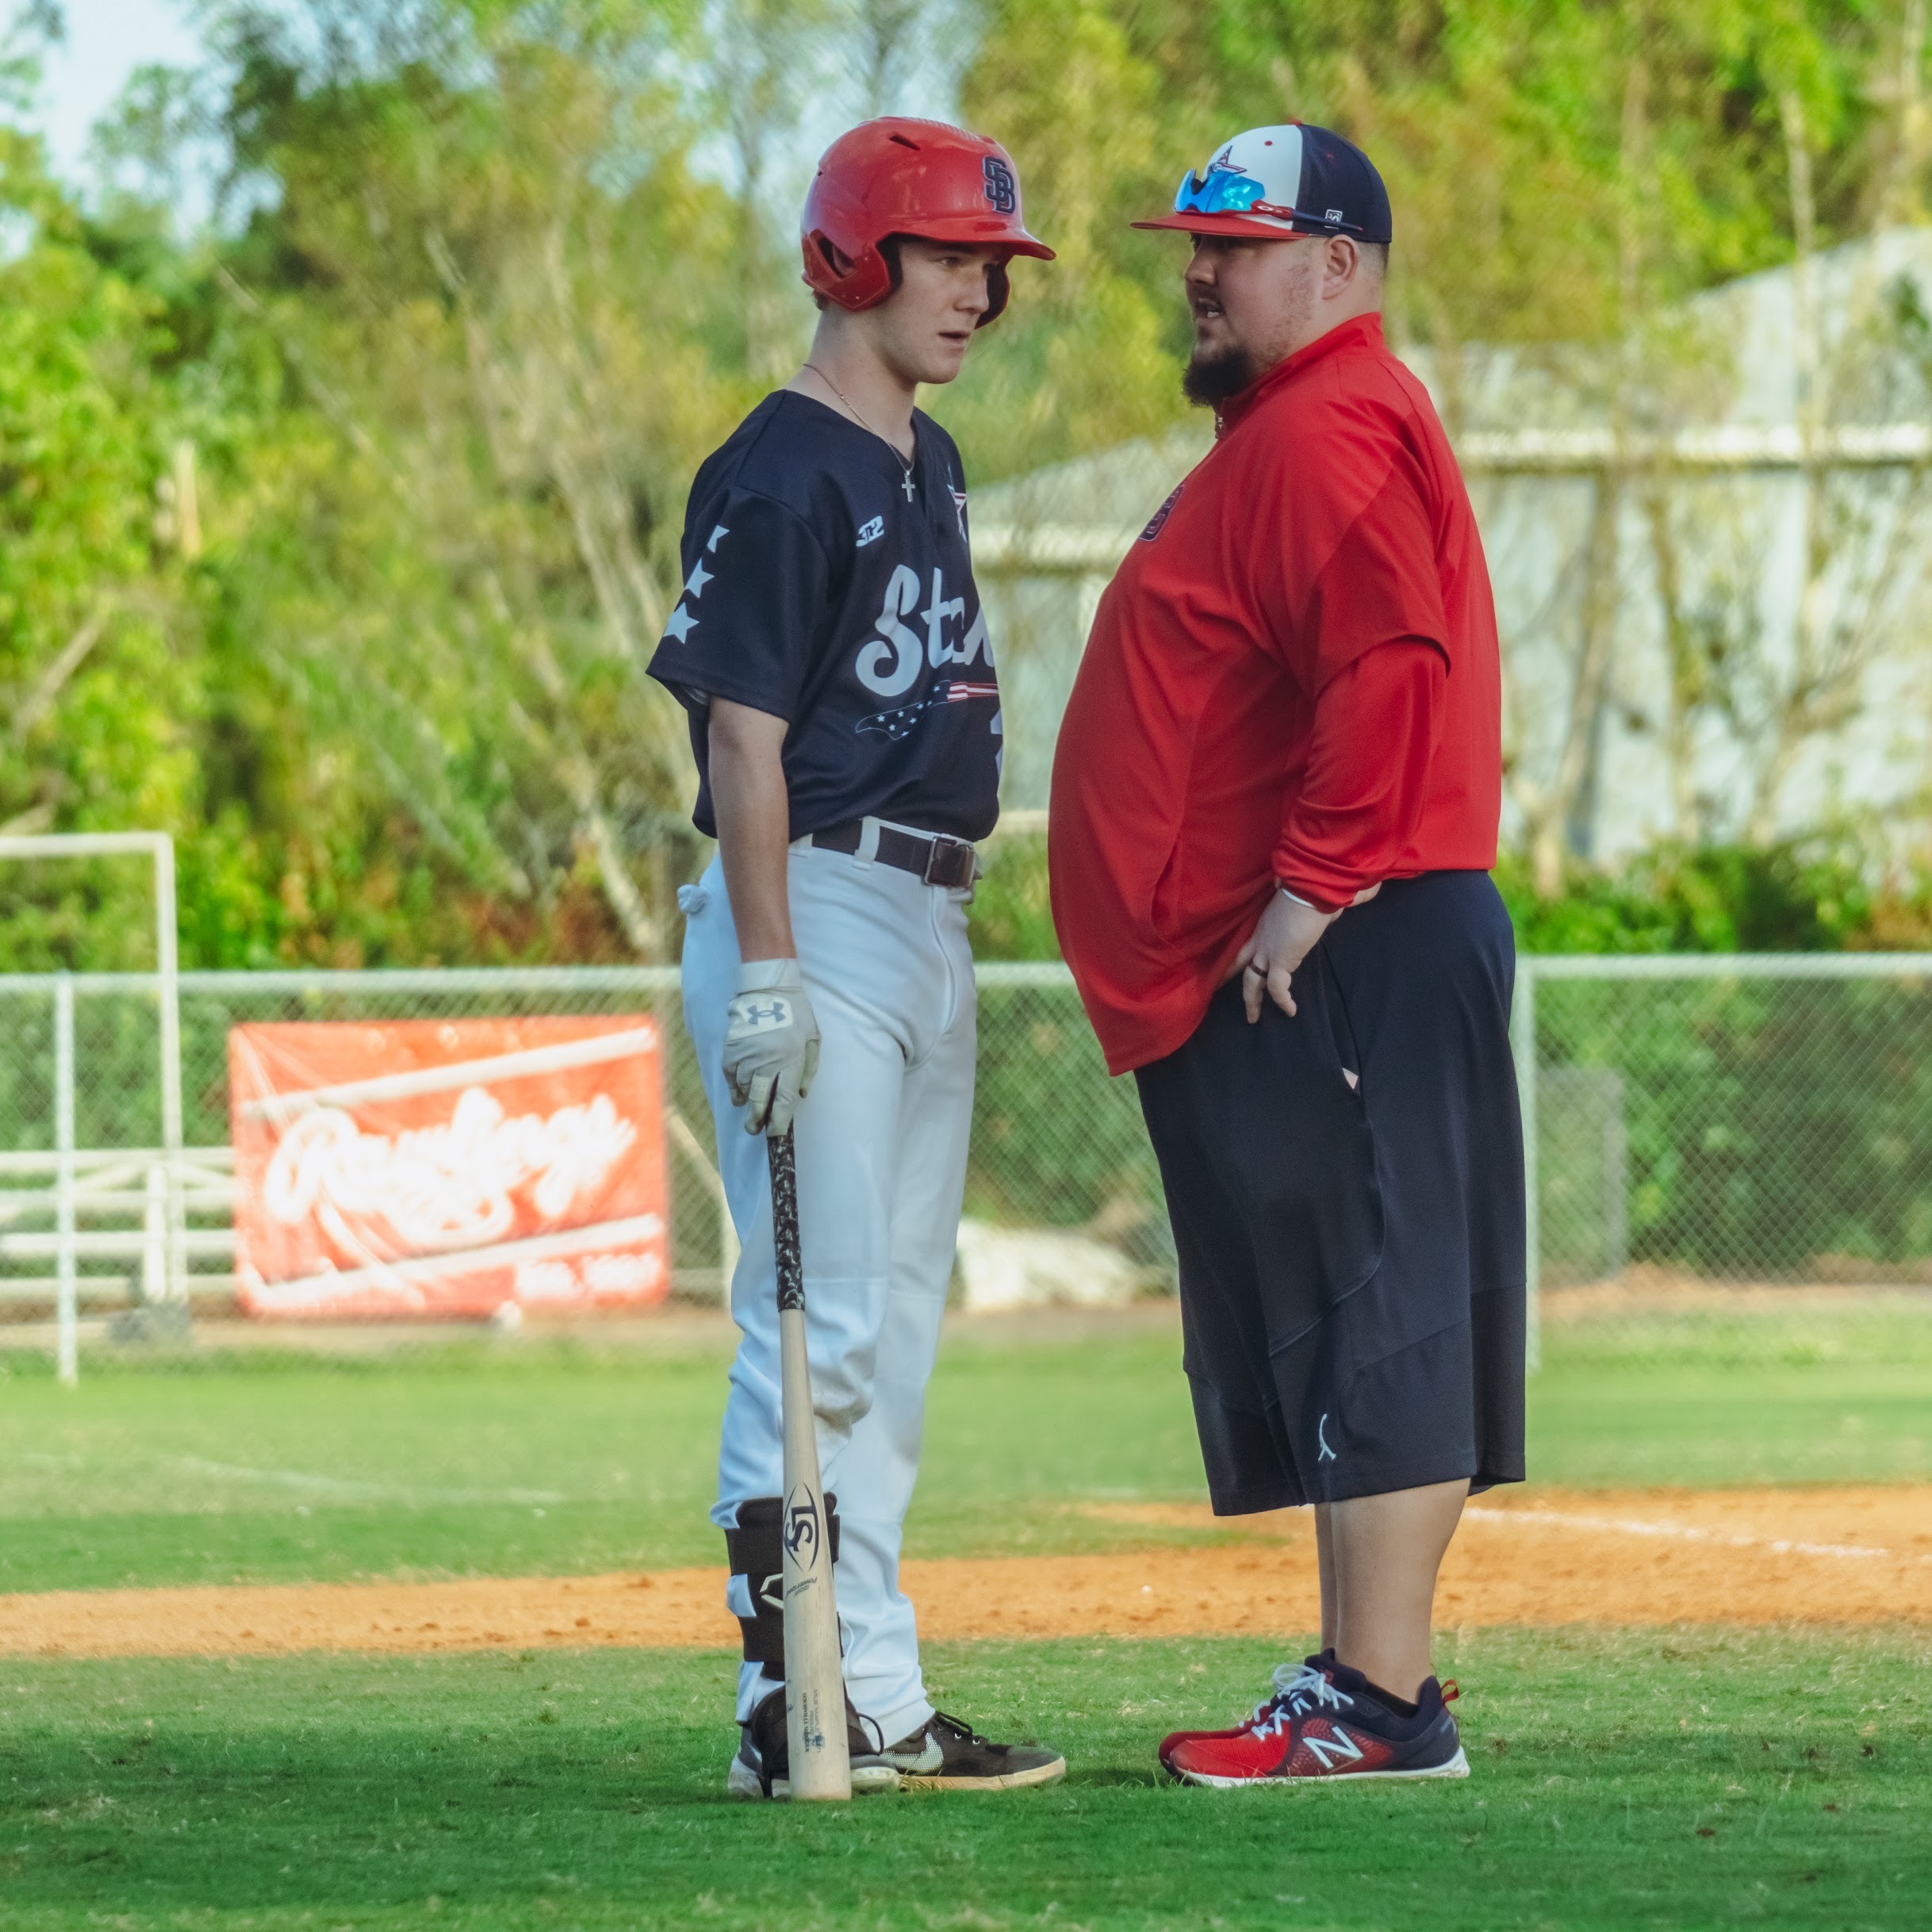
[706,523,730,553]
[662,603,698,644]
[684,558,714,599]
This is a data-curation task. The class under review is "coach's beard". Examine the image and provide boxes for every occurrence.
[1183,339,1263,406]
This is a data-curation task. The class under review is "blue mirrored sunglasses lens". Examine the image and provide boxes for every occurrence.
[1173,167,1265,216]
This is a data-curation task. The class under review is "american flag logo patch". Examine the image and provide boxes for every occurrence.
[857,681,999,741]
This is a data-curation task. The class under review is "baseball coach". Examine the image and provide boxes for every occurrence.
[1050,122,1526,1788]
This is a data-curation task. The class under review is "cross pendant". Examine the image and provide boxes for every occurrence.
[901,469,916,501]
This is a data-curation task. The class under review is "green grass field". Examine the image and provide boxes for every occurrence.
[2,1308,1929,1929]
[4,1631,1926,1932]
[3,1316,1928,1595]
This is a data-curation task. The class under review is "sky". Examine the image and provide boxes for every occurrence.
[34,0,207,187]
[27,2,968,217]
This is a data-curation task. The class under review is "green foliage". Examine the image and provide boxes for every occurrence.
[938,0,1199,476]
[0,144,199,967]
[966,829,1056,958]
[1502,844,1932,1282]
[947,0,1913,435]
[4,1,1932,965]
[1496,840,1932,953]
[976,834,1932,962]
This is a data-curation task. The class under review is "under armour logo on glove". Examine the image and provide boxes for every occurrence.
[723,960,820,1137]
[734,999,793,1033]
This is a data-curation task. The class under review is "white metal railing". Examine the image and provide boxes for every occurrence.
[972,425,1932,574]
[0,966,731,1377]
[1524,951,1932,977]
[0,836,186,1381]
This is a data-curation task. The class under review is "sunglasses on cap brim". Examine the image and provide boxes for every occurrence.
[1172,164,1365,235]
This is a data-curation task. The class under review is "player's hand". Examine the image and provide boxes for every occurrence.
[723,959,821,1137]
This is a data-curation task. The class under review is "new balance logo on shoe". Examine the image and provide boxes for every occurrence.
[1301,1727,1365,1771]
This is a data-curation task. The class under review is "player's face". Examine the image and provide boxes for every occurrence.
[872,241,1006,385]
[1182,235,1320,394]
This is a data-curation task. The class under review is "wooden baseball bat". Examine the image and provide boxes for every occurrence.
[768,1129,850,1802]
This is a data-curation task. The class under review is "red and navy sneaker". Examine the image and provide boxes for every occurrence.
[1158,1653,1468,1786]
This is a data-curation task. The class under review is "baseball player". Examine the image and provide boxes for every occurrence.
[649,118,1065,1799]
[1052,123,1524,1784]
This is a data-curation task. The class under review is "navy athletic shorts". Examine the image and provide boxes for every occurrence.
[1133,870,1527,1513]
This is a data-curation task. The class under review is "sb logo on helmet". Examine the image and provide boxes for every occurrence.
[982,155,1017,213]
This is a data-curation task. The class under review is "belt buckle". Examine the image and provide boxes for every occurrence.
[922,834,975,888]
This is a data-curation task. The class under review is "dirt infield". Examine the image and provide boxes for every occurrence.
[2,1485,1925,1659]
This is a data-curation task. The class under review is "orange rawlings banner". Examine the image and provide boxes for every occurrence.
[228,1018,670,1321]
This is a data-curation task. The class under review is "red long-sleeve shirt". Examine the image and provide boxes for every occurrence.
[1278,639,1446,906]
[1049,313,1502,1075]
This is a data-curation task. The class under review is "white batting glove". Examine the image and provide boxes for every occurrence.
[723,958,821,1137]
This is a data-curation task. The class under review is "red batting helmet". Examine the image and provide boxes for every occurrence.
[801,117,1055,328]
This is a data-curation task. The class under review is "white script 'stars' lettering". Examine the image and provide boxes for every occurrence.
[922,568,967,668]
[857,563,926,696]
[857,565,991,695]
[955,606,992,669]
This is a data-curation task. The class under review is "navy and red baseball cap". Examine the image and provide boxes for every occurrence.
[1134,122,1392,245]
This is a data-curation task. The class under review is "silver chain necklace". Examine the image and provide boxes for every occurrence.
[803,363,918,500]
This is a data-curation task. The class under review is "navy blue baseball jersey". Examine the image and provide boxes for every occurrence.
[648,391,1002,843]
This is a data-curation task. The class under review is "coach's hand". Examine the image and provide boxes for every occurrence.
[724,958,821,1136]
[1232,884,1379,1022]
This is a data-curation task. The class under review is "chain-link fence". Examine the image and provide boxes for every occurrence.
[1524,953,1932,1360]
[6,955,1932,1371]
[0,963,1158,1374]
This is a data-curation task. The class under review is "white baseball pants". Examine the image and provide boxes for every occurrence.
[679,834,976,1746]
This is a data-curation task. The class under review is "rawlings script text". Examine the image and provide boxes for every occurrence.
[264,1087,638,1256]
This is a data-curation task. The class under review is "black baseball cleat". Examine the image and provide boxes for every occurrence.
[726,1686,899,1799]
[881,1709,1066,1792]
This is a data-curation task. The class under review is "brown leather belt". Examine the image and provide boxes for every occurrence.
[810,821,978,890]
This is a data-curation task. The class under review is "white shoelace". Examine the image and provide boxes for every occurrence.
[1248,1662,1347,1738]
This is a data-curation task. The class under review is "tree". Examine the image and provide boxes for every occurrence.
[10,0,1932,964]
[173,1,757,959]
